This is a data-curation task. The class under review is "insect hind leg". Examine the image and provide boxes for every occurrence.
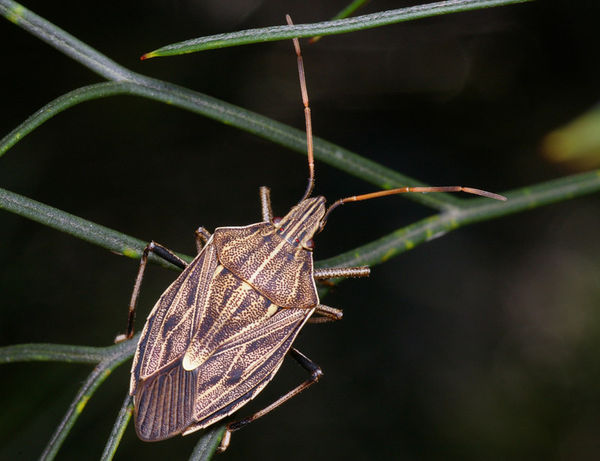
[115,241,188,342]
[307,304,343,324]
[218,347,323,452]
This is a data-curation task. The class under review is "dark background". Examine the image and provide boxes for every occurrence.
[2,1,600,459]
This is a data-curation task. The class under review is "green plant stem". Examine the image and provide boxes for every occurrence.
[0,82,137,157]
[0,82,461,211]
[317,169,600,268]
[0,334,139,364]
[0,342,109,363]
[0,1,462,210]
[141,0,533,57]
[310,0,370,43]
[2,170,599,278]
[101,394,134,461]
[189,426,227,461]
[40,338,138,461]
[330,0,369,20]
[0,0,139,82]
[0,186,186,267]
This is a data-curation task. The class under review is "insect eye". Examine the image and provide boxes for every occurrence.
[304,239,315,251]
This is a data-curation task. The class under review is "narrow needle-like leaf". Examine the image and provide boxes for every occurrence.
[141,0,533,58]
[0,0,139,82]
[0,186,189,267]
[310,0,370,43]
[189,426,227,461]
[0,343,109,364]
[0,80,462,209]
[40,338,137,461]
[101,394,134,461]
[0,82,140,158]
[317,168,600,269]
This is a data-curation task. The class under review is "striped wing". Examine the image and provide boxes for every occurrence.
[130,240,219,440]
[130,241,219,395]
[134,305,312,440]
[133,357,198,440]
[130,236,314,441]
[185,304,313,432]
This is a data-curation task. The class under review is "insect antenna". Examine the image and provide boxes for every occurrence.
[321,186,507,228]
[287,15,315,202]
[284,17,507,230]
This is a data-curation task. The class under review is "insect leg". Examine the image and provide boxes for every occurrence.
[259,186,273,222]
[194,226,212,253]
[307,304,343,324]
[116,241,188,342]
[314,266,370,280]
[218,347,323,452]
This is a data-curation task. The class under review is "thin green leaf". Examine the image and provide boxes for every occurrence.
[0,343,108,364]
[189,426,226,461]
[330,0,369,20]
[0,80,461,210]
[40,338,137,461]
[332,0,370,20]
[141,0,533,58]
[1,0,468,210]
[101,394,134,461]
[310,0,370,43]
[0,82,139,158]
[0,186,188,267]
[3,167,600,280]
[134,78,462,209]
[0,0,140,83]
[0,335,139,365]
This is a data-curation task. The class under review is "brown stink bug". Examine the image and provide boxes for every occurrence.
[122,15,506,452]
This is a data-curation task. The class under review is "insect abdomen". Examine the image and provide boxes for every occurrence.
[134,361,197,441]
[131,239,313,440]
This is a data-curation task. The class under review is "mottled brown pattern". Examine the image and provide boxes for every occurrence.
[185,306,313,432]
[130,241,219,394]
[214,223,319,308]
[134,359,196,440]
[129,195,333,441]
[129,233,315,441]
[183,267,275,370]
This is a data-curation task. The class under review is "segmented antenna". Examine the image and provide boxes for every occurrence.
[321,186,507,227]
[286,15,315,202]
[284,16,507,227]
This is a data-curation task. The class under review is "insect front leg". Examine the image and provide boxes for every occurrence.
[115,241,188,343]
[218,347,323,453]
[259,186,273,222]
[194,226,212,253]
[314,266,371,280]
[308,268,369,323]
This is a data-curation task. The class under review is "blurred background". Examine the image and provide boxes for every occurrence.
[2,0,600,459]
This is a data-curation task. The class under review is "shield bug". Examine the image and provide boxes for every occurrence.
[122,15,506,452]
